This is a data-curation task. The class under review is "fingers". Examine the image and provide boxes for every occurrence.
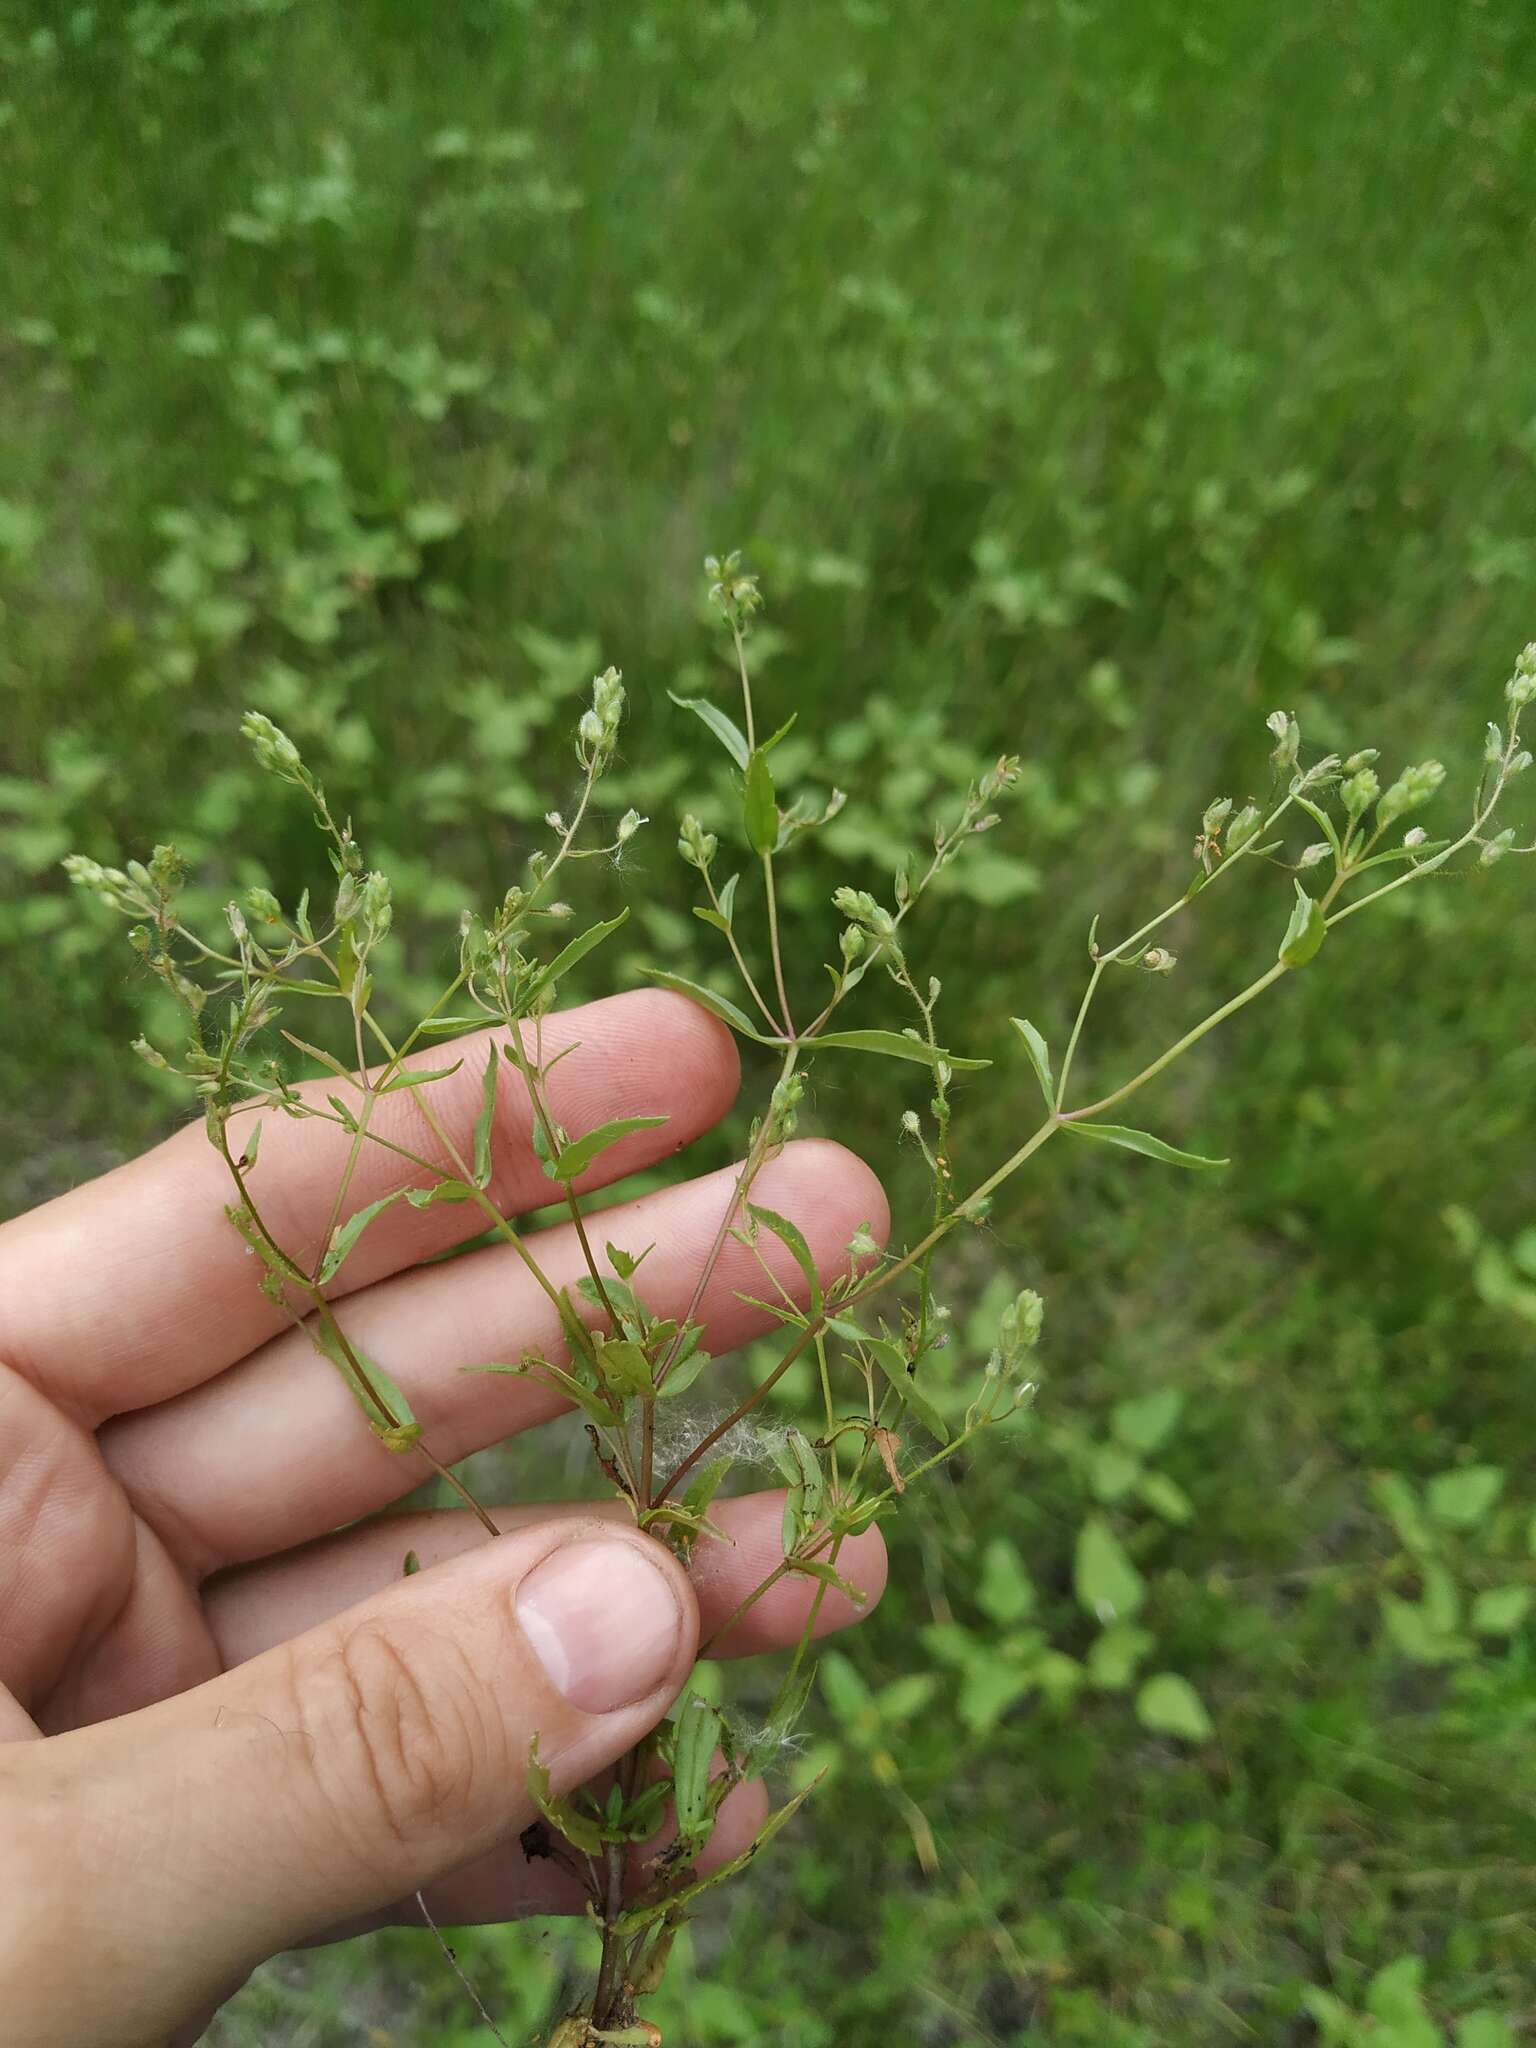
[1,1521,696,2048]
[103,1137,889,1576]
[0,992,739,1423]
[204,1492,889,1670]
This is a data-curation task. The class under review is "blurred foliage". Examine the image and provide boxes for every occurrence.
[3,0,1536,2041]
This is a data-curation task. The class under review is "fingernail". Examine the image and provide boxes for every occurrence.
[516,1537,683,1713]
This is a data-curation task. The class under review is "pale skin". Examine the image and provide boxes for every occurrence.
[0,990,890,2048]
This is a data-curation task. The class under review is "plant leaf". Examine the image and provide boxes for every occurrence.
[1074,1514,1145,1622]
[522,909,629,1007]
[310,1319,421,1450]
[743,746,778,855]
[813,1028,989,1072]
[378,1058,465,1094]
[786,1555,868,1606]
[1135,1671,1213,1743]
[1010,1017,1055,1107]
[473,1043,500,1187]
[405,1177,474,1207]
[1064,1121,1228,1169]
[639,969,775,1042]
[865,1336,951,1444]
[667,690,749,769]
[746,1202,823,1313]
[615,1776,823,1934]
[550,1112,668,1182]
[1278,878,1327,968]
[670,1691,723,1848]
[319,1189,407,1282]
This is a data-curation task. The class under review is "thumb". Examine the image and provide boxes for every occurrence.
[5,1520,695,2048]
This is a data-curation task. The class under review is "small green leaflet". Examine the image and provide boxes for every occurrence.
[667,690,749,769]
[787,1555,868,1606]
[526,1735,607,1856]
[1135,1672,1213,1744]
[281,1029,360,1086]
[405,1177,473,1207]
[522,908,629,1007]
[549,1112,668,1182]
[813,1028,989,1072]
[1010,1017,1054,1108]
[670,1691,723,1848]
[596,1337,654,1397]
[682,1454,734,1517]
[1278,879,1327,968]
[378,1058,464,1094]
[615,1776,824,1935]
[746,1202,823,1313]
[656,1341,713,1399]
[319,1189,407,1282]
[743,746,778,855]
[639,969,774,1042]
[311,1319,421,1451]
[466,1355,620,1428]
[473,1044,500,1186]
[1074,1514,1145,1621]
[1064,1121,1229,1169]
[865,1335,951,1445]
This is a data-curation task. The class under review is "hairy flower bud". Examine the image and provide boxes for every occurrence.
[1377,759,1445,829]
[616,808,645,843]
[1341,767,1379,818]
[1226,804,1263,854]
[678,813,717,869]
[1266,710,1301,770]
[1481,828,1516,866]
[240,710,304,781]
[1343,749,1379,773]
[245,885,283,924]
[1298,841,1330,868]
[1142,947,1177,973]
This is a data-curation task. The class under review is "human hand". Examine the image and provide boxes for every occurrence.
[0,991,888,2047]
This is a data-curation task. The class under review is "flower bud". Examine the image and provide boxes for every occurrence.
[1481,828,1516,866]
[616,808,645,843]
[1511,751,1532,777]
[901,1109,922,1136]
[1341,767,1379,817]
[1266,710,1301,770]
[1142,947,1177,973]
[1377,759,1445,829]
[240,710,304,780]
[1343,749,1379,773]
[245,885,283,924]
[1403,826,1428,848]
[1298,841,1330,868]
[1202,797,1233,836]
[839,925,866,964]
[1227,804,1263,853]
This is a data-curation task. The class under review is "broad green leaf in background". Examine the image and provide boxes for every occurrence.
[1073,1515,1145,1622]
[1135,1672,1214,1744]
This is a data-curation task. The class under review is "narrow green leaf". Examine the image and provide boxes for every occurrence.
[551,1112,668,1182]
[667,690,749,769]
[237,1119,263,1172]
[743,746,778,855]
[616,1776,823,1934]
[1010,1017,1055,1108]
[746,1202,823,1313]
[402,1549,420,1576]
[813,1028,989,1072]
[639,968,775,1042]
[1278,879,1327,968]
[526,1735,607,1855]
[465,1355,620,1428]
[378,1058,464,1093]
[670,1691,723,1846]
[522,909,630,1007]
[319,1189,407,1282]
[1064,1121,1229,1169]
[473,1043,499,1187]
[281,1030,359,1086]
[693,904,732,934]
[311,1319,421,1450]
[865,1336,951,1445]
[682,1455,734,1518]
[405,1177,474,1207]
[717,872,740,922]
[786,1555,868,1606]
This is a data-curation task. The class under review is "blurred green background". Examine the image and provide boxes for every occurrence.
[4,1,1536,2042]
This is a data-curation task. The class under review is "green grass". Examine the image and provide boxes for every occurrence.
[4,1,1536,2041]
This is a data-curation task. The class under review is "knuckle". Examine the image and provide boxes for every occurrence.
[310,1618,494,1852]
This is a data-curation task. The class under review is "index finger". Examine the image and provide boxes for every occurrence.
[0,991,738,1422]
